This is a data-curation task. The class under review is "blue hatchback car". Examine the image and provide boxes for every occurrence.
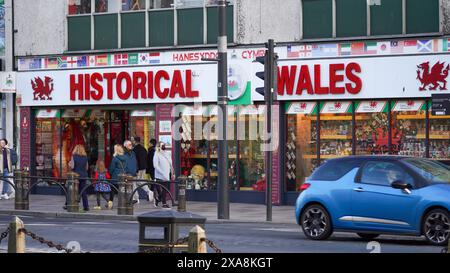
[296,156,450,246]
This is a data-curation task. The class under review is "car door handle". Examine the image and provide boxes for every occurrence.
[353,187,365,192]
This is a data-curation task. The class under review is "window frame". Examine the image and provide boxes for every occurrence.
[355,159,417,188]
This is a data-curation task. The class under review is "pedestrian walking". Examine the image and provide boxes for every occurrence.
[108,144,127,204]
[132,136,153,204]
[123,140,139,204]
[147,139,158,206]
[69,144,90,212]
[0,139,18,200]
[153,141,175,208]
[93,160,112,210]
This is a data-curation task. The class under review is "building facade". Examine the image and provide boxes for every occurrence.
[10,0,450,204]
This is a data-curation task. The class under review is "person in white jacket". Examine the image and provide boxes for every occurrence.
[153,142,175,208]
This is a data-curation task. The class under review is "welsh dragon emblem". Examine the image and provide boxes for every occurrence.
[416,61,449,91]
[31,76,54,100]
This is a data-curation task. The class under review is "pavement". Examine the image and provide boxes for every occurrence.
[0,194,296,224]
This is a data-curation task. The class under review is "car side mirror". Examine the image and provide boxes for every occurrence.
[391,180,412,190]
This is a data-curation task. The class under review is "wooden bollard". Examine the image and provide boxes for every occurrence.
[8,217,26,253]
[188,225,207,253]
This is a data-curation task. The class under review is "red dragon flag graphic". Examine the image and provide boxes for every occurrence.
[31,76,54,100]
[416,61,450,91]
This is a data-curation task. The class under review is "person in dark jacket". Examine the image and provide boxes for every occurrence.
[70,145,89,212]
[108,144,127,204]
[124,140,139,204]
[132,137,153,204]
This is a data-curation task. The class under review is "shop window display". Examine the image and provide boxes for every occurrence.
[95,0,121,13]
[429,107,450,160]
[150,0,174,9]
[391,100,427,157]
[285,102,319,192]
[35,110,61,177]
[122,0,146,10]
[355,101,390,155]
[130,110,156,150]
[319,102,353,159]
[237,106,265,191]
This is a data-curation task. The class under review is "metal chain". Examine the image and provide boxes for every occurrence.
[0,227,10,245]
[202,238,223,253]
[142,237,190,253]
[18,228,73,253]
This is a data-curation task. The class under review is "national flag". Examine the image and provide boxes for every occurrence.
[417,40,432,53]
[432,39,442,52]
[77,56,87,67]
[339,43,351,56]
[88,56,96,67]
[45,58,59,69]
[114,54,128,65]
[404,40,418,53]
[149,52,161,64]
[57,57,67,68]
[444,38,450,52]
[391,41,404,54]
[96,55,108,66]
[138,53,150,65]
[29,58,42,70]
[128,54,139,65]
[287,45,300,58]
[66,56,78,68]
[311,44,338,57]
[351,42,366,55]
[377,41,391,54]
[298,45,312,57]
[365,42,377,54]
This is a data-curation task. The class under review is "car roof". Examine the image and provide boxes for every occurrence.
[326,155,411,161]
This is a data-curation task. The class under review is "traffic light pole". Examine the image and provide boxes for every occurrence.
[266,39,275,222]
[217,0,229,220]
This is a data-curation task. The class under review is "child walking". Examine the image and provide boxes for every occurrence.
[93,160,113,210]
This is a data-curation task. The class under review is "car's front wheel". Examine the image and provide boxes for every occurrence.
[300,204,333,240]
[422,209,450,246]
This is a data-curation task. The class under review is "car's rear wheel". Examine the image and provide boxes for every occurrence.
[300,204,332,240]
[422,209,450,246]
[357,233,380,240]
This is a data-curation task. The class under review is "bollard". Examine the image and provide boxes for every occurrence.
[8,217,26,253]
[177,176,187,212]
[118,174,133,215]
[66,172,80,213]
[188,225,207,253]
[14,170,23,210]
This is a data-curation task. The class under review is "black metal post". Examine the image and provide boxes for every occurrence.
[66,172,79,213]
[266,39,275,222]
[217,0,229,220]
[177,176,187,212]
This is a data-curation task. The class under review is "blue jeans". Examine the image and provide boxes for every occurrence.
[1,169,13,195]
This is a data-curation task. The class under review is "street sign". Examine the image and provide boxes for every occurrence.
[431,93,450,116]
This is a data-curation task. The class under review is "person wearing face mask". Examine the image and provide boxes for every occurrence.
[123,140,139,204]
[153,142,175,208]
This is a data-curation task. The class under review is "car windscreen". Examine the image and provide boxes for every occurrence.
[402,158,450,185]
[308,159,362,181]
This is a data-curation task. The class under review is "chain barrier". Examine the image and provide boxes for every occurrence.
[202,238,223,253]
[18,228,75,253]
[0,227,9,245]
[142,237,190,253]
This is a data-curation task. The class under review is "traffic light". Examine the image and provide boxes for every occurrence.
[254,40,278,98]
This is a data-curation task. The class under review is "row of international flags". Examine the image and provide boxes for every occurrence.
[287,38,450,58]
[18,38,450,71]
[19,52,161,70]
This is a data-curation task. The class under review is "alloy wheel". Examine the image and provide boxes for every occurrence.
[302,207,329,239]
[424,211,450,245]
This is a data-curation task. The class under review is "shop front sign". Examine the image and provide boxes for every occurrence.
[17,64,218,107]
[275,54,450,101]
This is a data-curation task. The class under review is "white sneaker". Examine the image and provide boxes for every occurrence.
[0,194,6,200]
[6,193,15,200]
